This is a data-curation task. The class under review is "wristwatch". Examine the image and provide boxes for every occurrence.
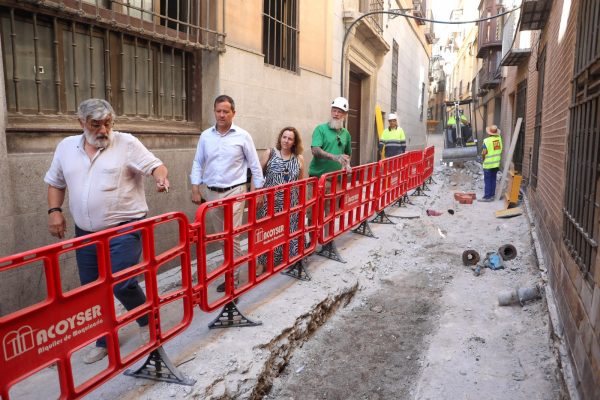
[48,207,63,214]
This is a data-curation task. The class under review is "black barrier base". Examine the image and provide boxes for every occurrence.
[317,241,346,263]
[427,176,437,185]
[124,346,196,386]
[208,301,262,329]
[395,194,410,207]
[393,197,404,208]
[281,259,312,281]
[352,221,376,238]
[371,210,395,225]
[412,186,429,197]
[422,181,431,191]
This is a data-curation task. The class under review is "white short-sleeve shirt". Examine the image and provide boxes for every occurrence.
[44,131,163,232]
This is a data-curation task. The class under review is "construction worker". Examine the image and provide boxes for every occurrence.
[447,109,470,146]
[480,125,503,201]
[379,113,406,158]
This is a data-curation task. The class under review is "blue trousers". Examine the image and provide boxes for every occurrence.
[75,225,148,348]
[483,168,499,199]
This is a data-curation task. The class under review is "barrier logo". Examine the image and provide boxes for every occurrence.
[2,305,103,361]
[345,193,359,206]
[254,214,287,254]
[3,326,35,361]
[256,225,285,245]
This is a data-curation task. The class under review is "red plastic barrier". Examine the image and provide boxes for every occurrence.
[317,163,379,244]
[375,153,409,212]
[192,178,319,312]
[406,150,425,191]
[422,146,435,181]
[0,213,193,400]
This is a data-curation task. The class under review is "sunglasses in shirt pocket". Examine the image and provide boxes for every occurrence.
[99,167,122,191]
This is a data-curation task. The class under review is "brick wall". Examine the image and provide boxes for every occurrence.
[517,0,600,398]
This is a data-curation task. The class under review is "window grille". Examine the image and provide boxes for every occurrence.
[366,0,384,35]
[530,47,545,188]
[391,40,398,112]
[262,0,299,72]
[1,7,191,120]
[14,0,224,50]
[563,0,600,280]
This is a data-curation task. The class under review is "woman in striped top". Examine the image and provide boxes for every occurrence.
[256,127,305,271]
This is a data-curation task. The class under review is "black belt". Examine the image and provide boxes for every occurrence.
[207,183,245,193]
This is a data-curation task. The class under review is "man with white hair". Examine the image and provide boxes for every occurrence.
[379,112,406,158]
[307,97,352,257]
[308,96,352,177]
[45,98,169,364]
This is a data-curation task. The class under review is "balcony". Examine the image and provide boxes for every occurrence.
[478,54,502,89]
[501,8,531,66]
[424,22,436,44]
[520,0,554,31]
[413,0,426,25]
[344,0,389,53]
[359,0,384,35]
[477,2,504,58]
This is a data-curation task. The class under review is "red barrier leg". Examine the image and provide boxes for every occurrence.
[124,346,195,386]
[208,301,262,329]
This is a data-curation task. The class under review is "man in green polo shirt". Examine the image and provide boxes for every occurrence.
[307,97,352,258]
[309,96,352,177]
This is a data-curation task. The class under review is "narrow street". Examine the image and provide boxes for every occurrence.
[80,136,566,400]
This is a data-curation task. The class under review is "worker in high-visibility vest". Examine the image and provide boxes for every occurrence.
[378,113,406,158]
[447,110,470,146]
[480,125,503,201]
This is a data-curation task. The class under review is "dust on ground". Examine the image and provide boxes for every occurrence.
[264,160,566,400]
[78,143,566,400]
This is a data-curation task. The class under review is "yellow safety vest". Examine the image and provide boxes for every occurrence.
[483,135,502,169]
[447,115,468,126]
[381,128,406,141]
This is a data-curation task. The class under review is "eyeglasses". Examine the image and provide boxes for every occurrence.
[336,134,342,147]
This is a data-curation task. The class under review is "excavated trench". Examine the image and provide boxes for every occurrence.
[250,283,359,399]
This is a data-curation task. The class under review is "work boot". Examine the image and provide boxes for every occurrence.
[83,346,108,364]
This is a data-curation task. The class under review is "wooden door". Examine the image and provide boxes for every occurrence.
[348,72,362,167]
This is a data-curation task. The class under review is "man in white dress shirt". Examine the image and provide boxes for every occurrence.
[45,98,169,364]
[190,95,264,292]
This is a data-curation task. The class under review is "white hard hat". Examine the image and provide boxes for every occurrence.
[331,97,349,112]
[388,113,398,121]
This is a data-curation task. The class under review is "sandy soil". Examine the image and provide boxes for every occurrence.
[17,135,567,400]
[263,158,566,400]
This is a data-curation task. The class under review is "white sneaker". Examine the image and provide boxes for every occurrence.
[83,346,108,364]
[139,326,151,344]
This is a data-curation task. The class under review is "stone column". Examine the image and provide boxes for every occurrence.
[0,38,16,258]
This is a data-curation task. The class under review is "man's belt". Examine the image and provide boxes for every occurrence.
[207,182,245,193]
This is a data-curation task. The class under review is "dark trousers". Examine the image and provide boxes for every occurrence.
[483,168,499,199]
[75,225,148,348]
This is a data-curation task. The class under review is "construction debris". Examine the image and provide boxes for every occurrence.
[498,285,542,306]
